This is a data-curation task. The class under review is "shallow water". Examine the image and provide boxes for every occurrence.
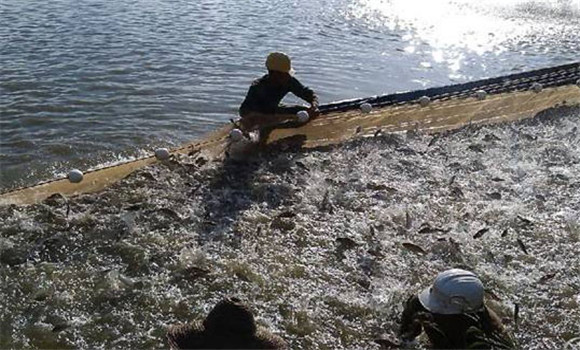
[1,106,579,349]
[1,0,580,190]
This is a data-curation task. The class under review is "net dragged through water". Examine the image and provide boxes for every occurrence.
[1,62,579,205]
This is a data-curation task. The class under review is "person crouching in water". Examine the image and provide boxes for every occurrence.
[400,269,515,349]
[166,297,287,349]
[238,52,319,136]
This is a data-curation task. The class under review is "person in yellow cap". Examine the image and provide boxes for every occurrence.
[238,52,319,133]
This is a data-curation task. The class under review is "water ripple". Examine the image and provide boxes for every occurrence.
[1,0,579,189]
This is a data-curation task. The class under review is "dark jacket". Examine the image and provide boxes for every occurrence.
[400,295,515,349]
[239,74,316,116]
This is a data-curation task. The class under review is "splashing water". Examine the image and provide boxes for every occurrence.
[0,106,579,349]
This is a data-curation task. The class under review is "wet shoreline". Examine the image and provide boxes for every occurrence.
[1,106,579,349]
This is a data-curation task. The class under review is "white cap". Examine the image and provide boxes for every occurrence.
[418,269,484,314]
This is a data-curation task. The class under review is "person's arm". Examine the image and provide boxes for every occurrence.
[290,77,318,109]
[399,295,424,341]
[239,83,260,118]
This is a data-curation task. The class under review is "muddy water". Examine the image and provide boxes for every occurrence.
[1,106,579,349]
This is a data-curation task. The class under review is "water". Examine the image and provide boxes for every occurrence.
[1,0,579,190]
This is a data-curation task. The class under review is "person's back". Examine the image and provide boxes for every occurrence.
[400,295,513,349]
[167,298,287,349]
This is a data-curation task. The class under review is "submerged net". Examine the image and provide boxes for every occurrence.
[1,62,579,205]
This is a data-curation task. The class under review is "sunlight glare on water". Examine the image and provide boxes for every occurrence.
[349,0,580,76]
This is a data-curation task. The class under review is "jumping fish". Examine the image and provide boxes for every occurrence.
[402,242,426,255]
[473,227,489,239]
[538,272,557,283]
[428,134,440,147]
[517,215,534,227]
[514,303,520,330]
[516,239,529,254]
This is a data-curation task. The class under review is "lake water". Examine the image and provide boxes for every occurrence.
[1,0,579,190]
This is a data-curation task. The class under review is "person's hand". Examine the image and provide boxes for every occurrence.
[308,106,320,119]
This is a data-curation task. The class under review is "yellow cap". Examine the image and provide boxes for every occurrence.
[265,52,293,74]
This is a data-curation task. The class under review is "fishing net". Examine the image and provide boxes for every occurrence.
[1,62,579,205]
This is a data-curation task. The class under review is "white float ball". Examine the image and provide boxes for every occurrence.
[531,82,543,93]
[68,169,83,183]
[296,110,310,123]
[418,95,430,107]
[360,103,373,113]
[154,148,170,160]
[229,128,244,142]
[475,90,487,100]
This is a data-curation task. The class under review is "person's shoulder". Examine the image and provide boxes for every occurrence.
[289,76,303,85]
[251,74,269,87]
[166,322,206,349]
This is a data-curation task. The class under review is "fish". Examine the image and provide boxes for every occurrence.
[295,161,308,170]
[487,192,502,200]
[418,224,448,234]
[320,190,331,212]
[125,204,143,211]
[468,144,485,153]
[514,303,520,329]
[366,182,394,191]
[157,208,182,221]
[449,175,456,186]
[517,215,534,227]
[521,133,537,141]
[428,134,440,147]
[516,239,528,254]
[483,133,501,142]
[52,323,70,333]
[374,336,400,349]
[450,186,464,198]
[485,288,502,301]
[336,237,358,250]
[538,272,557,283]
[277,210,297,218]
[405,210,412,229]
[402,242,426,255]
[473,227,489,239]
